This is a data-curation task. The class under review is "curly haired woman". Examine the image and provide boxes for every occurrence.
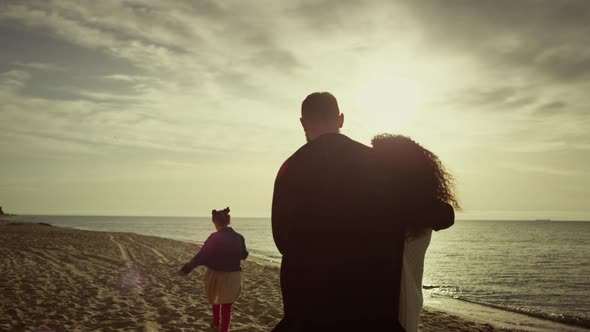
[372,134,460,332]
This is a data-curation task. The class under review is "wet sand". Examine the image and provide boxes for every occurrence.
[0,221,523,331]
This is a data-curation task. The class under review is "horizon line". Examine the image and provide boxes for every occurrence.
[5,213,589,223]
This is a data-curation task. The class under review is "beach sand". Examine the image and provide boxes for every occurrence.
[0,221,519,331]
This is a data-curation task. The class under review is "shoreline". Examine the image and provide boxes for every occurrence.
[425,295,588,332]
[0,219,583,331]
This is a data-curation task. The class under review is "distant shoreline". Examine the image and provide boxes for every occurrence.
[6,214,590,222]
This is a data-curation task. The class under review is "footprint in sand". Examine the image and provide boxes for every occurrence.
[108,235,131,265]
[132,237,170,265]
[109,235,145,292]
[125,235,170,265]
[148,246,169,264]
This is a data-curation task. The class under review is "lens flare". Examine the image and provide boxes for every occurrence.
[115,265,145,292]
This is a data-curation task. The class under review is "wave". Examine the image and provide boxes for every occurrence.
[462,298,590,329]
[426,288,590,329]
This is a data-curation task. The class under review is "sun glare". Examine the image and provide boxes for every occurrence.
[353,75,424,133]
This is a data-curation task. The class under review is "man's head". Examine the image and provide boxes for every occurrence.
[300,92,344,142]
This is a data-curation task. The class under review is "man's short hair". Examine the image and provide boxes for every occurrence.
[301,92,340,123]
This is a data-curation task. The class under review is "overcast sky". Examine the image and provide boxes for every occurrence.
[1,0,589,220]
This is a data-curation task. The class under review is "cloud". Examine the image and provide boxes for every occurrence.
[445,85,573,118]
[502,141,571,153]
[0,66,286,158]
[1,4,184,71]
[449,86,535,112]
[249,48,302,73]
[0,70,31,94]
[0,1,308,160]
[573,143,590,150]
[289,0,406,35]
[49,85,147,104]
[0,67,180,154]
[400,1,590,83]
[498,161,580,177]
[536,101,568,115]
[12,61,66,72]
[102,74,161,84]
[0,1,303,76]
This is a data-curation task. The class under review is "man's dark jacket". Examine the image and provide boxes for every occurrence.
[271,133,407,331]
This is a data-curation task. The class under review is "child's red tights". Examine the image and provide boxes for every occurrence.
[212,303,232,332]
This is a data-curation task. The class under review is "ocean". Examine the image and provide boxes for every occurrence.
[15,216,590,330]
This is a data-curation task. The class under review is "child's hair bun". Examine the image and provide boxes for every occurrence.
[212,207,231,225]
[211,208,229,215]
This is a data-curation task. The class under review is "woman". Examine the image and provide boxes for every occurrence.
[177,207,249,332]
[372,134,459,332]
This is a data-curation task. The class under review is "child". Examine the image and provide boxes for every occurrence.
[177,207,248,332]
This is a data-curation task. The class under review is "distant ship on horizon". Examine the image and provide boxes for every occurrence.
[535,218,552,222]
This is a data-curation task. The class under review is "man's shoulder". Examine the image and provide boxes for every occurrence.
[274,138,318,178]
[276,134,372,180]
[293,133,369,157]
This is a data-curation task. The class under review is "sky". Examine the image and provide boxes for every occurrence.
[1,0,589,220]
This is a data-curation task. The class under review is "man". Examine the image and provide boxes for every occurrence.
[271,92,407,331]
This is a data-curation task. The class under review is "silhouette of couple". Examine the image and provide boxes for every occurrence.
[272,92,457,332]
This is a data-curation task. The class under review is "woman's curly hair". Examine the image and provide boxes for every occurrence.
[372,134,460,235]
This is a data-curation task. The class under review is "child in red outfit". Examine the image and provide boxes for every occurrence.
[177,207,248,332]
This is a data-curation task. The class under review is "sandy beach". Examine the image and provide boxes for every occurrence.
[1,221,521,332]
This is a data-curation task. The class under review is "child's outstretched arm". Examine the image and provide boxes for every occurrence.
[177,238,212,276]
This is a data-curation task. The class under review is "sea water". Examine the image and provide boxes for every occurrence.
[423,220,590,330]
[16,216,590,329]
